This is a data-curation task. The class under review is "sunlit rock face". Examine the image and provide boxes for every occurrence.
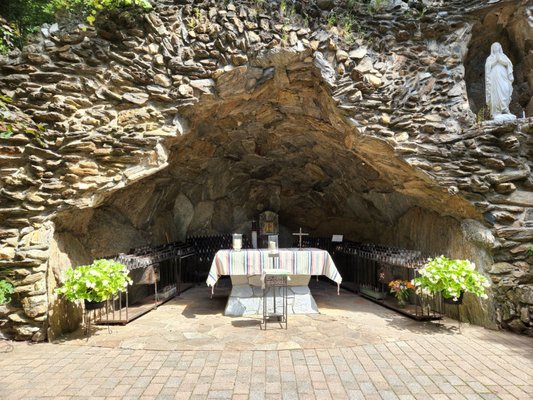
[0,0,531,340]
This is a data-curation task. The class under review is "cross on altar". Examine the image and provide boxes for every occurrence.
[292,227,309,250]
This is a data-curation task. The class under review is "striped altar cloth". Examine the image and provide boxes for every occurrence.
[206,248,342,290]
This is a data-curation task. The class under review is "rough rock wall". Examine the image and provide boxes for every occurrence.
[0,0,532,340]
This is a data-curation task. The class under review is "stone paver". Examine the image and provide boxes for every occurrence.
[0,284,532,399]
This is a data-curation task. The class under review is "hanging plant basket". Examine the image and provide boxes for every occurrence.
[413,256,489,305]
[443,291,464,305]
[55,259,132,307]
[84,299,106,310]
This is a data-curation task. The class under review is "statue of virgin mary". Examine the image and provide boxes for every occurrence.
[485,42,516,122]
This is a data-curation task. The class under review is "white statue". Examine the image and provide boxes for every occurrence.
[485,42,516,122]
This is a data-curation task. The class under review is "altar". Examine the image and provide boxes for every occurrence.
[206,248,342,316]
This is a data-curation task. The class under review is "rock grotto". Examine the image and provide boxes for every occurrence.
[0,0,532,341]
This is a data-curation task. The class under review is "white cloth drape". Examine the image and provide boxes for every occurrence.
[206,248,342,294]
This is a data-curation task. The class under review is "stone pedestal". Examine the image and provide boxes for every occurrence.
[224,275,319,316]
[493,113,517,123]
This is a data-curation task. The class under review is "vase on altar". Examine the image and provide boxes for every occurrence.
[268,235,278,252]
[232,233,242,251]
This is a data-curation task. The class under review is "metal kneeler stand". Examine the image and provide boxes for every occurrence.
[262,268,288,330]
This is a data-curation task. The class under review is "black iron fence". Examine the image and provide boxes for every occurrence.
[186,234,252,283]
[289,237,442,321]
[91,241,197,325]
[89,235,446,325]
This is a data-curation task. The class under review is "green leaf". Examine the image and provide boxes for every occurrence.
[0,279,15,304]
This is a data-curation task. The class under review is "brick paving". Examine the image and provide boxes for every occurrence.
[0,286,532,399]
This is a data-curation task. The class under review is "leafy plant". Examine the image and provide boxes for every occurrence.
[476,106,487,124]
[279,0,287,17]
[186,7,206,30]
[55,259,132,303]
[527,247,533,259]
[417,6,427,20]
[287,4,295,20]
[0,279,15,305]
[368,0,388,15]
[327,13,336,27]
[339,14,357,43]
[0,127,14,139]
[0,94,13,109]
[0,18,19,54]
[413,256,490,301]
[0,93,46,144]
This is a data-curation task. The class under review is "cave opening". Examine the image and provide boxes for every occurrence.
[52,53,478,260]
[48,50,491,336]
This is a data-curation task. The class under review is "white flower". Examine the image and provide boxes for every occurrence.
[85,280,95,288]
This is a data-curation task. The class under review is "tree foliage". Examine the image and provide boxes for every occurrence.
[46,0,152,25]
[0,1,53,50]
[0,0,152,52]
[0,17,19,54]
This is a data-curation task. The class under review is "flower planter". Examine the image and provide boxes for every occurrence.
[396,299,407,308]
[84,299,105,310]
[388,280,414,308]
[360,286,385,300]
[443,291,464,305]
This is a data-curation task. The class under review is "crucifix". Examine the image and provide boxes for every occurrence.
[292,227,309,250]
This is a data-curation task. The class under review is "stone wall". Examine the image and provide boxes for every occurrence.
[0,0,531,340]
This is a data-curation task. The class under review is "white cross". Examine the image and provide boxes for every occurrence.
[292,227,309,250]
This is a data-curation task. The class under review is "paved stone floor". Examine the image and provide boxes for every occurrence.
[1,283,532,399]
